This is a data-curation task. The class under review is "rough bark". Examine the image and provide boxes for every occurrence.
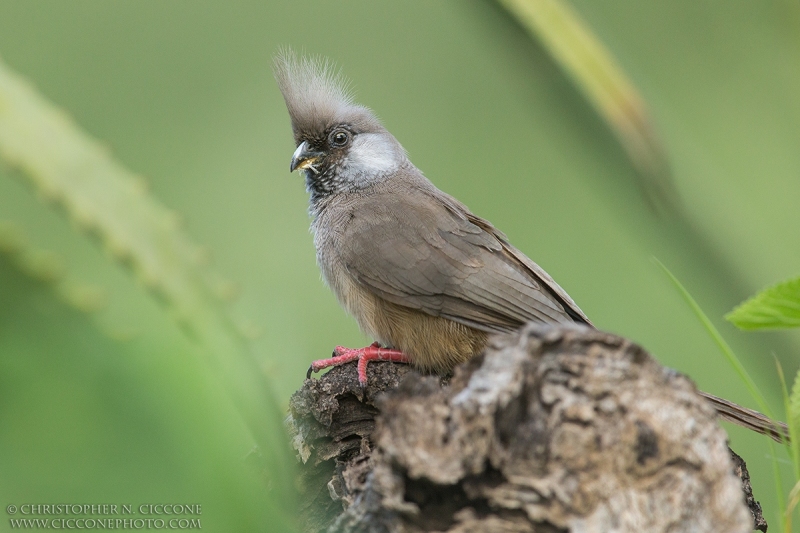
[729,447,767,532]
[287,325,762,532]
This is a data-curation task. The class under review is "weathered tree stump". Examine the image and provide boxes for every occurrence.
[287,325,763,532]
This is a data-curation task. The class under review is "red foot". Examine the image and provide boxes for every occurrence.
[307,342,410,386]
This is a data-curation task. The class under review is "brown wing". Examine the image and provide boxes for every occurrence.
[339,182,591,334]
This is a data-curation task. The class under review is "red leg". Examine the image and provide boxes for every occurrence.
[307,342,410,386]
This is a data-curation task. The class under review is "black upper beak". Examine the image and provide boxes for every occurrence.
[290,141,323,173]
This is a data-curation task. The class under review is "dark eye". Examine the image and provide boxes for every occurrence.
[330,130,349,147]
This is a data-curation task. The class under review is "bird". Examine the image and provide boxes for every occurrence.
[273,51,787,443]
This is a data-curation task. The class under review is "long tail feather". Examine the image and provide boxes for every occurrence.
[700,391,788,443]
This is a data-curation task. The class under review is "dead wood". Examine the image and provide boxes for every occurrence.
[287,325,762,532]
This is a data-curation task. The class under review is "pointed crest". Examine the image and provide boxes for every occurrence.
[273,49,382,142]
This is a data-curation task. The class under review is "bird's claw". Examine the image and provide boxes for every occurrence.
[305,343,410,386]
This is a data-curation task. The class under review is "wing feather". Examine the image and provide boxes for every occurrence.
[339,181,591,334]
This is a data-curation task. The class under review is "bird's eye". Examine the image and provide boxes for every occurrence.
[330,130,349,147]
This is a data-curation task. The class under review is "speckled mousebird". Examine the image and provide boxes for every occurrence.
[273,51,786,442]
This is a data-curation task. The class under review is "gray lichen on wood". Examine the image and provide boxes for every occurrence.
[287,325,757,532]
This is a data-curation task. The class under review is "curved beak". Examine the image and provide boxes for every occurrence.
[289,141,323,173]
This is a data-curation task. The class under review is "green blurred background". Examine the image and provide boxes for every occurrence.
[1,0,799,530]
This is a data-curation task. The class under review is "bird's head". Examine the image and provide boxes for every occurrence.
[273,51,408,200]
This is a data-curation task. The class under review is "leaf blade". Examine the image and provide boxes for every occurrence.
[496,0,676,211]
[726,276,800,330]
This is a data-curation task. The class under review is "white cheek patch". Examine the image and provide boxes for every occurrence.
[346,134,401,175]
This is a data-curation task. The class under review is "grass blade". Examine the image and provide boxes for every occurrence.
[653,258,773,418]
[496,0,676,211]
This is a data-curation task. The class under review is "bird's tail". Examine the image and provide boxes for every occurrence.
[700,391,788,443]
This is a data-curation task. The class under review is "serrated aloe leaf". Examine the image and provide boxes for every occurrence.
[0,55,295,519]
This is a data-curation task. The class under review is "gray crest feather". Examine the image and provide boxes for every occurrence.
[273,49,383,142]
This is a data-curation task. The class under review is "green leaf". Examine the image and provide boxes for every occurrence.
[786,478,800,528]
[496,0,676,211]
[726,276,800,330]
[790,369,800,452]
[774,359,791,516]
[0,55,296,523]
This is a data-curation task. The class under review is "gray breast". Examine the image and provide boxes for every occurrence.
[311,198,381,338]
